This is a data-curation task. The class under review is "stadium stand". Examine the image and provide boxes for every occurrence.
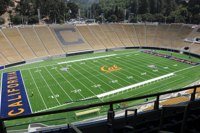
[154,24,170,48]
[77,25,106,50]
[19,27,49,57]
[0,52,9,65]
[99,24,124,48]
[145,24,158,47]
[2,28,36,60]
[34,26,65,55]
[0,30,23,63]
[134,24,146,46]
[122,24,140,47]
[173,24,194,50]
[88,25,115,49]
[50,25,92,53]
[109,24,133,47]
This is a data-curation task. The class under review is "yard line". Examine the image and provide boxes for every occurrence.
[44,67,73,101]
[98,57,149,81]
[58,54,117,65]
[29,70,48,110]
[60,64,99,100]
[80,63,118,90]
[38,70,61,105]
[82,61,124,88]
[72,64,106,93]
[54,66,85,99]
[88,60,132,85]
[20,71,33,113]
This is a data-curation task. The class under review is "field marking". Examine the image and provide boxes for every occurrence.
[72,64,106,93]
[38,70,61,105]
[54,66,85,99]
[60,64,98,100]
[28,70,48,110]
[80,63,117,91]
[20,71,33,113]
[97,73,174,98]
[44,67,73,101]
[82,61,124,88]
[58,54,117,65]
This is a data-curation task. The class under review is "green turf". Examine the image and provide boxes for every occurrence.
[1,49,200,131]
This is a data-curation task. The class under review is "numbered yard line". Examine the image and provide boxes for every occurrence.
[44,67,73,101]
[28,70,48,110]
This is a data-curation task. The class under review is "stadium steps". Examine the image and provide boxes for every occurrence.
[134,24,146,47]
[2,28,36,60]
[100,24,124,48]
[77,25,106,50]
[50,25,92,53]
[34,26,65,56]
[122,24,140,47]
[0,30,23,63]
[109,24,133,47]
[144,96,189,111]
[19,27,49,57]
[146,24,158,47]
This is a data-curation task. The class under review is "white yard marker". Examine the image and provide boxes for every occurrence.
[58,54,117,65]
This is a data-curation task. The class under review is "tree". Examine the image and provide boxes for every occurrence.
[0,17,5,25]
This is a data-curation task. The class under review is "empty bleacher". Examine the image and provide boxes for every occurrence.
[88,25,115,49]
[51,25,92,53]
[0,52,9,65]
[134,24,146,47]
[0,30,22,63]
[34,26,65,55]
[100,24,124,48]
[109,24,133,47]
[77,25,105,50]
[154,24,170,48]
[2,28,36,60]
[173,24,193,50]
[122,24,140,47]
[19,27,49,57]
[146,24,158,47]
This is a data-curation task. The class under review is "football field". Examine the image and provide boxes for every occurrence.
[1,49,200,128]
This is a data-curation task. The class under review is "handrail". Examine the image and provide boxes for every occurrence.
[0,84,199,133]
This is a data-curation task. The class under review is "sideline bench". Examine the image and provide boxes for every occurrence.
[75,108,100,119]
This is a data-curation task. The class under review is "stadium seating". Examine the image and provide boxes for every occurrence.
[19,27,49,57]
[34,26,65,55]
[134,24,146,46]
[145,24,158,47]
[154,24,170,48]
[88,25,115,49]
[0,23,199,66]
[2,28,36,60]
[122,24,140,47]
[0,30,23,64]
[99,24,125,48]
[77,25,106,50]
[109,24,133,47]
[50,25,92,53]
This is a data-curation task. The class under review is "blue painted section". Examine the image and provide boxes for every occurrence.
[54,28,84,45]
[0,66,4,70]
[142,50,199,66]
[0,71,32,118]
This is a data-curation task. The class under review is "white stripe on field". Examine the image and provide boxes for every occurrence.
[58,54,117,65]
[97,73,174,98]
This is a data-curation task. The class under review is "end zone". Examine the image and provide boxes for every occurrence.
[0,71,32,118]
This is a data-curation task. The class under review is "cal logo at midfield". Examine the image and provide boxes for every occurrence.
[100,65,121,73]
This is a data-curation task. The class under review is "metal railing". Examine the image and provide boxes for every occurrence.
[0,84,199,133]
